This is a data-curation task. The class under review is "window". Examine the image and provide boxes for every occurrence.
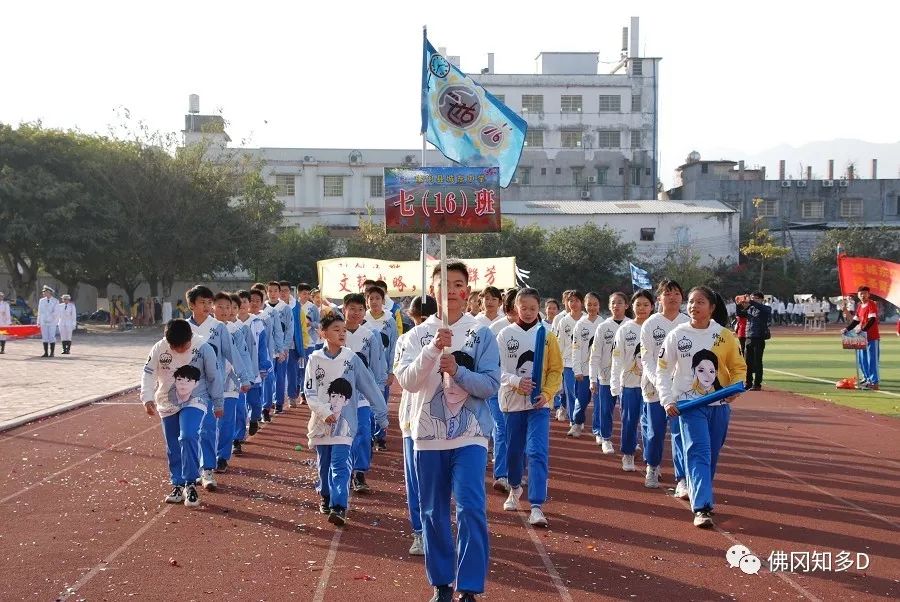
[701,164,709,174]
[887,195,899,216]
[597,131,621,148]
[561,95,583,113]
[561,130,582,148]
[275,174,295,196]
[801,200,824,219]
[515,167,531,185]
[757,199,778,217]
[525,128,543,148]
[522,94,543,113]
[596,166,608,185]
[631,167,642,186]
[631,130,641,149]
[369,176,384,197]
[571,167,584,186]
[631,94,642,112]
[493,94,505,104]
[555,167,562,175]
[640,227,656,241]
[632,59,643,75]
[323,176,343,197]
[598,95,621,112]
[840,198,863,218]
[540,167,547,176]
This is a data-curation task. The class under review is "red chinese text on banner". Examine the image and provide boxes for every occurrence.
[837,255,900,307]
[384,166,501,234]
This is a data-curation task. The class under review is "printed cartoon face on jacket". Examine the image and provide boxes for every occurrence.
[169,364,201,405]
[690,349,722,397]
[443,350,476,410]
[326,377,353,437]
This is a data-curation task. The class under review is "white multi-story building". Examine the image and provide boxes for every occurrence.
[182,18,661,229]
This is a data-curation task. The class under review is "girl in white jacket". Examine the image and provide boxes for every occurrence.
[554,290,584,426]
[589,292,631,454]
[569,292,603,437]
[610,290,654,472]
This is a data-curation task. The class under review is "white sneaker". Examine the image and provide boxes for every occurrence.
[601,439,615,455]
[571,424,583,438]
[492,477,511,493]
[164,485,184,504]
[528,506,548,527]
[200,469,217,491]
[555,408,566,422]
[566,424,577,437]
[595,435,604,445]
[693,511,714,528]
[408,532,425,556]
[503,486,523,511]
[644,465,660,488]
[183,483,200,508]
[622,454,636,472]
[674,479,690,500]
[288,398,298,408]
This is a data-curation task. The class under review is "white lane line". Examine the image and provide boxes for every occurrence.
[312,526,344,602]
[727,446,899,530]
[57,504,172,600]
[671,496,822,601]
[762,425,900,470]
[0,405,104,440]
[767,368,900,399]
[0,423,158,505]
[515,512,573,601]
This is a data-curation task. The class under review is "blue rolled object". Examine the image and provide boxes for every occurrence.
[530,323,546,404]
[675,382,746,413]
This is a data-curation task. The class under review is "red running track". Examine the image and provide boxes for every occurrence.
[0,387,897,601]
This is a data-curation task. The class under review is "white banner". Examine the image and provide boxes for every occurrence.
[317,256,517,300]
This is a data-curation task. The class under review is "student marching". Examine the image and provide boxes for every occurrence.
[133,268,773,600]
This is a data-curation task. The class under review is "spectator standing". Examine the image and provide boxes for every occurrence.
[737,292,771,391]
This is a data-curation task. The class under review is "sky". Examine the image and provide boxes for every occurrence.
[3,0,898,186]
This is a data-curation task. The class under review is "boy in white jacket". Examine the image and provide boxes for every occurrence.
[396,262,500,602]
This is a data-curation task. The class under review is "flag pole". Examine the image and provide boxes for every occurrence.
[420,24,429,299]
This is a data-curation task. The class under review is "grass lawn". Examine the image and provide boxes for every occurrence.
[763,333,900,418]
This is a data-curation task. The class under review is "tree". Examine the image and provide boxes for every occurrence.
[344,208,421,260]
[257,226,336,284]
[740,198,790,290]
[541,224,634,297]
[646,246,720,293]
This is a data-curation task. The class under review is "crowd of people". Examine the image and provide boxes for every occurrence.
[139,265,758,602]
[1,265,889,600]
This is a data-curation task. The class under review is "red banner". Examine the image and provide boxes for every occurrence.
[0,324,41,338]
[837,256,900,307]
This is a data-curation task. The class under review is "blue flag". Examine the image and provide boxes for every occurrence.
[421,34,527,188]
[530,322,545,405]
[630,262,652,290]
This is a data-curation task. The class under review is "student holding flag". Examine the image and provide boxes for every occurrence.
[496,288,562,527]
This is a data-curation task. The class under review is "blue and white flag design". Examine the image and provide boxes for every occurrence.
[421,34,527,188]
[630,263,652,290]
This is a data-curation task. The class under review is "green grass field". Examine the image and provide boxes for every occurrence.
[764,333,900,418]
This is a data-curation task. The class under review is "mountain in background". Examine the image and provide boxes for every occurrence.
[693,139,900,181]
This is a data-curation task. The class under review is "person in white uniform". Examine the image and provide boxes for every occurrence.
[0,291,11,354]
[38,285,60,357]
[57,294,78,354]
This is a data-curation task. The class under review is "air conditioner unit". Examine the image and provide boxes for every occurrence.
[797,180,808,187]
[588,176,597,184]
[580,190,591,199]
[781,181,791,188]
[839,179,849,187]
[822,180,834,187]
[303,155,317,164]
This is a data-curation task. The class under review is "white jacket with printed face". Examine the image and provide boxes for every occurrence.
[610,319,643,397]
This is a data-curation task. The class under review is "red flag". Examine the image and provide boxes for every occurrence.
[0,324,41,338]
[837,256,900,306]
